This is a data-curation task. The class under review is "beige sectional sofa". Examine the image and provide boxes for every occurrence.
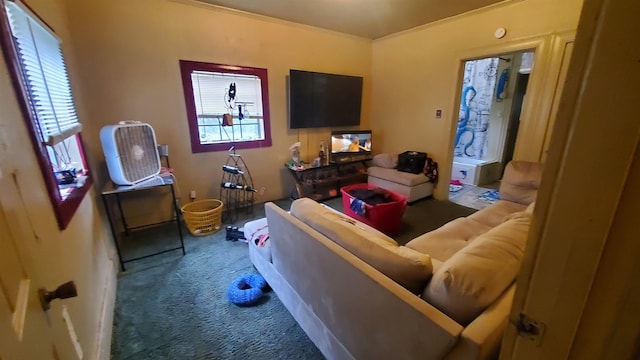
[249,161,542,359]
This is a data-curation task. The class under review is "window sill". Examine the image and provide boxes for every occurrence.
[54,173,93,230]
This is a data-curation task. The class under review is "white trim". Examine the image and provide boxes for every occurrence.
[376,0,523,41]
[440,34,550,200]
[92,258,117,360]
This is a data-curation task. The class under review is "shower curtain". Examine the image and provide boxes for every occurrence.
[454,58,498,160]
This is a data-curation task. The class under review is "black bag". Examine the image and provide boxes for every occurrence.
[424,157,438,183]
[397,151,427,174]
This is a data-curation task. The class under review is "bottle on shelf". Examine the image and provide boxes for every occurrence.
[221,182,257,192]
[222,165,244,174]
[319,140,327,166]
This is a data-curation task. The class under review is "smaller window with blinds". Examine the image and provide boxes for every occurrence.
[0,0,92,230]
[179,60,272,153]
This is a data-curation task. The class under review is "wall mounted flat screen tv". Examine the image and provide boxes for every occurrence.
[289,69,363,129]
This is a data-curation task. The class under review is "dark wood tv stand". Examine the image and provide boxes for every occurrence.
[286,159,369,201]
[332,153,372,164]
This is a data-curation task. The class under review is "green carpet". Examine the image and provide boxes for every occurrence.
[111,196,475,359]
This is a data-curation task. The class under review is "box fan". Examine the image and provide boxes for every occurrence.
[100,121,161,185]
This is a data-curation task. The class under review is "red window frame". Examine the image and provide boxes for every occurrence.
[179,60,272,153]
[0,0,92,230]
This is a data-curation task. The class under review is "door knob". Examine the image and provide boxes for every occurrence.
[39,281,78,311]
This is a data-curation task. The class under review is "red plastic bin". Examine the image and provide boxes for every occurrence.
[340,183,407,235]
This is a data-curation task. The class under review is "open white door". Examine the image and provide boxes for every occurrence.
[0,179,77,360]
[502,0,640,358]
[0,39,82,359]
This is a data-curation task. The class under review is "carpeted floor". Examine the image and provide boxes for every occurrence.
[111,196,475,359]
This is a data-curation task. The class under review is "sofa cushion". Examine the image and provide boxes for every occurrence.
[406,218,492,262]
[290,198,432,293]
[423,213,531,325]
[368,167,430,187]
[503,202,536,223]
[525,201,536,214]
[499,161,542,205]
[371,153,398,169]
[467,200,527,228]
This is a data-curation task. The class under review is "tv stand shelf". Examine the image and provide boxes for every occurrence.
[286,159,368,201]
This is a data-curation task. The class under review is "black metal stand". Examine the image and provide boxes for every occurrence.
[220,149,255,223]
[101,175,185,272]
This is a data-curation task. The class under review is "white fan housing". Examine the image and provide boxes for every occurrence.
[100,122,161,185]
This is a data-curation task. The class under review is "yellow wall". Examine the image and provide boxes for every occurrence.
[0,0,587,356]
[0,0,115,357]
[63,0,584,209]
[64,0,372,224]
[370,0,583,198]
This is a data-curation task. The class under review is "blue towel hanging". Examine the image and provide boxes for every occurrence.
[496,68,509,102]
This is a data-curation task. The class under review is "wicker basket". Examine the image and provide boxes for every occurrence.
[181,199,223,236]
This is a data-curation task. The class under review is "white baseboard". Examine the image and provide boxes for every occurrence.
[93,258,118,360]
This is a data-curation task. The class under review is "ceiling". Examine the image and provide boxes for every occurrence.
[195,0,505,39]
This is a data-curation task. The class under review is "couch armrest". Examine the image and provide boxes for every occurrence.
[445,286,516,360]
[499,161,542,205]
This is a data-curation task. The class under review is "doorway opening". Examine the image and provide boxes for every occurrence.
[449,50,535,209]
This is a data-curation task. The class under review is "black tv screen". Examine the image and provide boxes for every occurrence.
[289,70,363,129]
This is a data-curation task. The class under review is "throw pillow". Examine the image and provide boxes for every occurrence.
[423,212,531,325]
[499,161,542,205]
[371,153,398,169]
[290,198,432,293]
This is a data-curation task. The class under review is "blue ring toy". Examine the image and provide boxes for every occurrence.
[227,274,267,306]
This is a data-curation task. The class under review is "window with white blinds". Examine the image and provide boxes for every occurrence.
[191,72,263,118]
[6,0,81,146]
[1,0,92,229]
[180,60,272,153]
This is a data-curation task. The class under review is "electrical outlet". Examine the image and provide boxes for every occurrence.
[259,187,266,195]
[190,190,196,199]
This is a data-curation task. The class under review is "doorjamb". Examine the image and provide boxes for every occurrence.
[441,32,574,199]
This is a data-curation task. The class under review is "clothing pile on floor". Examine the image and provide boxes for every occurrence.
[449,179,464,192]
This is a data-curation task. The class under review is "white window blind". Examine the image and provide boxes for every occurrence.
[6,0,81,146]
[191,71,263,117]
